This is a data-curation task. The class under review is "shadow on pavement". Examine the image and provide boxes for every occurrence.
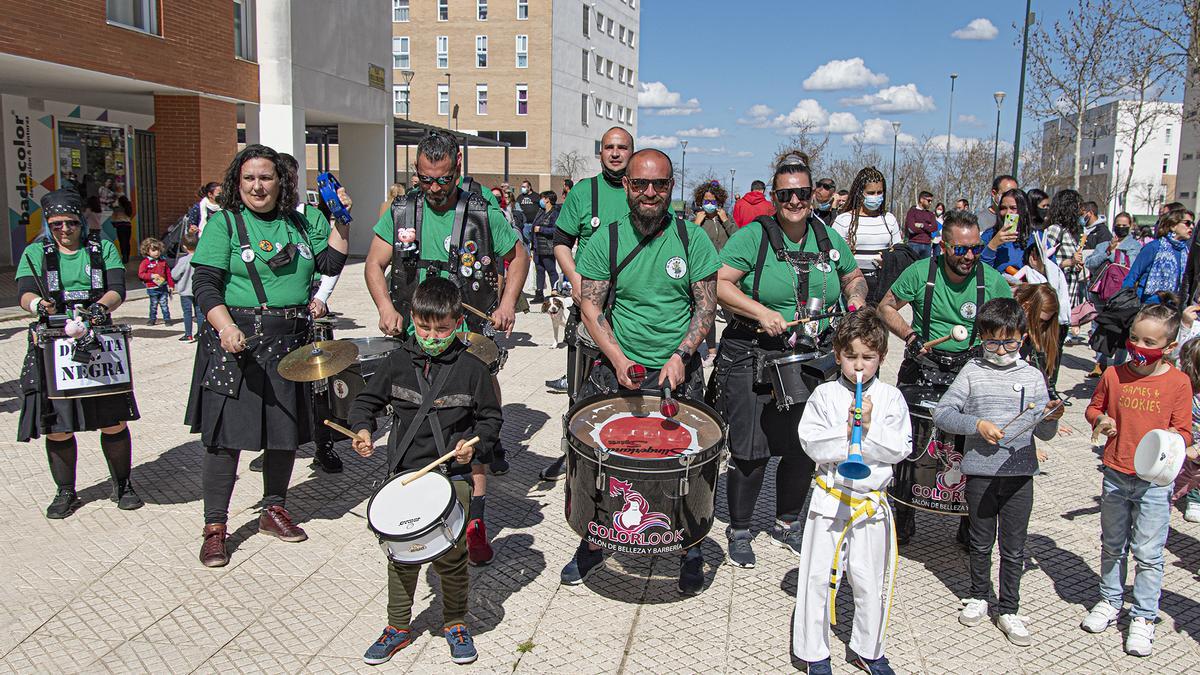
[1027,533,1098,606]
[893,512,971,599]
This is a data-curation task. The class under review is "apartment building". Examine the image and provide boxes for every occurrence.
[391,0,639,189]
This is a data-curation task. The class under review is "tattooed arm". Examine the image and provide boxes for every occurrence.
[677,273,718,356]
[579,277,637,387]
[876,288,916,341]
[840,268,868,310]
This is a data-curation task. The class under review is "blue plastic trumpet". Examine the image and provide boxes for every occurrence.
[838,371,872,480]
[316,172,353,224]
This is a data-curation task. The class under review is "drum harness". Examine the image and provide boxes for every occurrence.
[913,255,985,382]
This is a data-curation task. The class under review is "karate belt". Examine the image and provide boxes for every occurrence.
[814,476,899,632]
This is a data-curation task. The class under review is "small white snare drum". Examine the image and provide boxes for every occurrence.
[366,471,466,565]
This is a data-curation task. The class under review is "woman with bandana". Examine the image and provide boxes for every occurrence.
[16,189,141,519]
[1122,209,1193,302]
[186,144,350,567]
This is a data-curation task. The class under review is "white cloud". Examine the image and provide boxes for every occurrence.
[827,112,862,134]
[803,58,889,91]
[958,113,984,127]
[841,84,936,113]
[746,104,774,118]
[739,99,862,135]
[676,126,724,138]
[733,151,754,158]
[925,134,1010,153]
[951,18,999,41]
[845,118,917,146]
[638,82,701,115]
[636,134,678,149]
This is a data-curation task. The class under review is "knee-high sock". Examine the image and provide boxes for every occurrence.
[45,437,78,489]
[100,428,132,484]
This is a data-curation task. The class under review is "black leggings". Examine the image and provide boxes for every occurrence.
[725,454,814,530]
[203,448,295,524]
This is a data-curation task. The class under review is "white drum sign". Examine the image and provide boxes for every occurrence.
[42,326,134,399]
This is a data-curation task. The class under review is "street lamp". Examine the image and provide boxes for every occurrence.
[1012,0,1034,179]
[943,73,958,204]
[890,121,901,210]
[1114,148,1124,219]
[730,168,736,207]
[680,140,688,206]
[992,91,1006,179]
[402,69,415,183]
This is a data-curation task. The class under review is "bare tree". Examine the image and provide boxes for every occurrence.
[1134,177,1166,214]
[1128,0,1200,123]
[1027,0,1125,189]
[553,150,587,181]
[768,121,831,176]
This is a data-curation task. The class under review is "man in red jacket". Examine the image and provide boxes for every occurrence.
[733,180,775,227]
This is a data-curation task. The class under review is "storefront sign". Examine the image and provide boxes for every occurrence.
[368,64,386,90]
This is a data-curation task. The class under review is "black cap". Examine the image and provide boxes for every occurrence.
[40,189,84,219]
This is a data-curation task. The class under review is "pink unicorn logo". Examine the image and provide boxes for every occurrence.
[608,478,671,535]
[926,437,966,492]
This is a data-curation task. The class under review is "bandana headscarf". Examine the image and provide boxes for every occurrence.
[40,189,84,219]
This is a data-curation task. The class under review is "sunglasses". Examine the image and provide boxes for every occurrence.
[1184,220,1195,226]
[49,220,82,230]
[982,338,1023,353]
[815,181,835,190]
[947,243,985,256]
[701,199,718,206]
[626,178,672,193]
[774,187,813,203]
[416,172,456,186]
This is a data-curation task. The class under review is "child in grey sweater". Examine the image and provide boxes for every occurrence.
[933,298,1063,648]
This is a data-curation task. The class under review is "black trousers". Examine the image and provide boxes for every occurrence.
[965,474,1033,615]
[726,453,814,530]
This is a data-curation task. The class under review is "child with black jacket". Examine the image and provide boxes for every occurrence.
[347,277,503,667]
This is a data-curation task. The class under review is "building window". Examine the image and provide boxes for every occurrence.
[393,37,410,69]
[233,0,256,60]
[437,36,449,68]
[596,57,604,76]
[628,69,634,87]
[1163,155,1170,174]
[618,65,625,84]
[606,17,614,36]
[107,0,159,34]
[477,0,488,20]
[394,85,410,116]
[517,0,528,19]
[516,85,529,115]
[581,93,589,126]
[595,97,603,116]
[619,25,626,44]
[1167,127,1173,144]
[582,49,590,81]
[438,84,450,116]
[596,11,604,31]
[476,85,488,115]
[606,60,614,79]
[629,30,635,48]
[583,4,590,37]
[438,0,449,21]
[476,36,488,67]
[393,0,409,22]
[477,131,528,148]
[515,35,528,68]
[606,102,613,119]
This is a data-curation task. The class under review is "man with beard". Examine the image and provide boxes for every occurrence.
[539,127,634,480]
[877,211,1012,545]
[559,149,722,595]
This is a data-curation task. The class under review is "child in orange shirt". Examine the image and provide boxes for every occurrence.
[1083,302,1197,657]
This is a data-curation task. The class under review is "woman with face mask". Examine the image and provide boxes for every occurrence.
[832,167,902,302]
[529,191,560,303]
[1027,189,1050,231]
[1121,209,1194,303]
[692,181,737,251]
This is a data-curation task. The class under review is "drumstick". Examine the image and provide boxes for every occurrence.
[922,324,969,350]
[401,436,482,486]
[323,418,360,441]
[462,303,493,323]
[998,403,1037,433]
[756,316,815,333]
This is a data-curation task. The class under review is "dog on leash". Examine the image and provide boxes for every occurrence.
[543,296,567,347]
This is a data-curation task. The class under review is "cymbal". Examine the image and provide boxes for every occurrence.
[458,331,499,365]
[277,340,359,382]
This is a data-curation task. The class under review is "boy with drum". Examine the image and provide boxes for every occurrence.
[793,308,911,675]
[347,277,503,666]
[16,189,142,518]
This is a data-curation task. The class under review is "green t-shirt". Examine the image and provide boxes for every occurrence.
[16,238,124,291]
[191,206,330,308]
[575,214,722,368]
[557,175,630,254]
[720,220,857,333]
[889,257,1013,352]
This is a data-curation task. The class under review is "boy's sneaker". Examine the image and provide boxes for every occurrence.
[179,335,192,342]
[852,654,896,674]
[1125,617,1154,657]
[1081,602,1121,633]
[147,319,158,326]
[444,623,478,664]
[805,658,833,675]
[678,547,705,596]
[769,519,804,556]
[997,614,1032,646]
[725,527,756,568]
[1185,501,1200,523]
[560,541,605,585]
[45,488,80,519]
[959,598,988,626]
[465,519,494,566]
[362,625,413,665]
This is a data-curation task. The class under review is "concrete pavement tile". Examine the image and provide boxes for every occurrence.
[136,600,261,648]
[0,636,121,674]
[92,637,215,674]
[191,647,311,674]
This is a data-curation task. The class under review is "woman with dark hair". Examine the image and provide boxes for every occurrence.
[1042,189,1088,346]
[111,195,135,263]
[529,190,560,303]
[712,152,866,567]
[1122,209,1194,302]
[187,182,223,236]
[982,188,1033,272]
[186,144,350,567]
[1027,189,1050,231]
[832,166,902,302]
[692,180,736,250]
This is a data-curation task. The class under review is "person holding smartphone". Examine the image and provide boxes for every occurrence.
[981,189,1034,273]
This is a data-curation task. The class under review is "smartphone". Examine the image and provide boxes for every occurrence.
[1004,213,1019,233]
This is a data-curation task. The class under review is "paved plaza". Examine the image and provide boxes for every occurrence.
[0,262,1197,674]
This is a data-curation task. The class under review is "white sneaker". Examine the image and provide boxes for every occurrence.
[959,598,988,626]
[1081,602,1121,633]
[1125,617,1155,657]
[997,614,1032,646]
[1185,502,1200,523]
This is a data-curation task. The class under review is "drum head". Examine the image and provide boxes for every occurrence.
[367,472,455,540]
[348,337,403,361]
[567,393,723,460]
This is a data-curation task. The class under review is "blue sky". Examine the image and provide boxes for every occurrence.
[635,0,1074,189]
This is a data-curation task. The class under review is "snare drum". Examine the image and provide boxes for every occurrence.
[328,337,404,420]
[37,324,134,400]
[766,350,838,411]
[367,471,467,564]
[888,385,967,516]
[458,331,508,375]
[563,391,727,554]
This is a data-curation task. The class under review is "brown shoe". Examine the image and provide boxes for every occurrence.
[259,505,308,542]
[200,523,229,567]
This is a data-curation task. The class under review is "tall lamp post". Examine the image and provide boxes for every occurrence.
[1012,0,1034,178]
[1114,148,1123,220]
[890,121,901,210]
[680,140,688,207]
[401,69,415,183]
[992,91,1006,179]
[942,73,958,204]
[729,168,736,208]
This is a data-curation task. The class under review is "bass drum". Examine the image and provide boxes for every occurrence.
[563,391,727,555]
[888,385,967,516]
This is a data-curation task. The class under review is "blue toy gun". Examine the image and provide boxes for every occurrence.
[316,172,352,224]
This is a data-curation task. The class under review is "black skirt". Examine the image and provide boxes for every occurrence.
[184,310,314,451]
[17,331,139,442]
[710,329,804,462]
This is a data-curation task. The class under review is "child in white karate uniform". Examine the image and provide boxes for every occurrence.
[793,308,912,675]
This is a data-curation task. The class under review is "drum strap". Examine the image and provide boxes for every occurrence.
[591,178,599,229]
[389,194,423,321]
[814,476,897,634]
[604,215,691,323]
[227,211,270,308]
[41,233,107,308]
[752,215,832,316]
[920,256,985,344]
[389,361,455,472]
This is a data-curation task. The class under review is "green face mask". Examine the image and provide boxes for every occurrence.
[417,333,456,356]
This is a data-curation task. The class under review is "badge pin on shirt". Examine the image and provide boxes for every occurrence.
[297,243,312,259]
[240,248,256,263]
